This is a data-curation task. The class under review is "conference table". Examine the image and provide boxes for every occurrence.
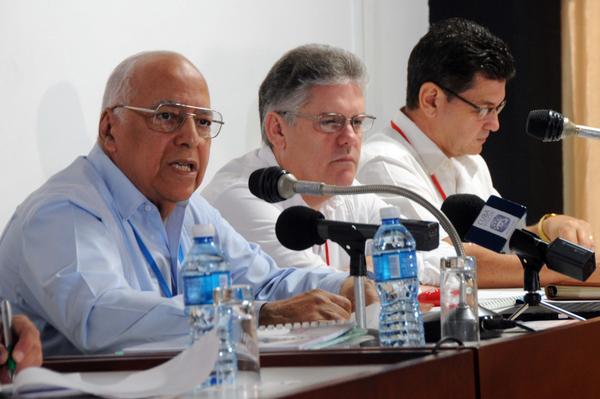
[40,316,600,398]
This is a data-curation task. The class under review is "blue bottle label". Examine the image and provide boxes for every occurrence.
[183,274,214,306]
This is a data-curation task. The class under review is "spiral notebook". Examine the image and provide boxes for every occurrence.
[258,320,357,352]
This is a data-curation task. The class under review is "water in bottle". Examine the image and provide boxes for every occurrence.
[372,207,425,347]
[181,224,236,386]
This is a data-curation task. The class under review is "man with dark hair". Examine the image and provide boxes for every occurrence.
[203,43,453,284]
[358,18,596,287]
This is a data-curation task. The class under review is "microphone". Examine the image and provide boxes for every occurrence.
[249,166,322,203]
[526,109,600,142]
[275,206,439,252]
[441,194,596,281]
[275,206,377,252]
[249,166,464,255]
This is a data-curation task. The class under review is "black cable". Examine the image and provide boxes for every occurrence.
[432,337,464,354]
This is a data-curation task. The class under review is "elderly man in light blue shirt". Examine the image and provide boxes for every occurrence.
[0,51,373,355]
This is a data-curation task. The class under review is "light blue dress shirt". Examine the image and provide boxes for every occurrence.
[0,145,346,355]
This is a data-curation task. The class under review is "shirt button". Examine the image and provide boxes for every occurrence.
[144,204,152,212]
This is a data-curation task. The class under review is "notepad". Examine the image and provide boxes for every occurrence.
[545,285,600,300]
[258,320,356,352]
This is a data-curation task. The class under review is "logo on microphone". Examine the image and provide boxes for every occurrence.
[490,214,511,233]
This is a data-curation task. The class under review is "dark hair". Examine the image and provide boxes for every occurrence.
[258,44,367,147]
[406,18,515,109]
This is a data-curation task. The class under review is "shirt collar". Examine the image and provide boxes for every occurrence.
[87,144,189,220]
[393,109,451,175]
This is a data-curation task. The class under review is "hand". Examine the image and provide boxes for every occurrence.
[259,289,352,326]
[0,315,42,383]
[338,277,379,310]
[541,214,595,249]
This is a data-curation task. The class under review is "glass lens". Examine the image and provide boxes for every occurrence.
[152,104,183,132]
[351,115,374,133]
[190,108,215,136]
[318,113,346,133]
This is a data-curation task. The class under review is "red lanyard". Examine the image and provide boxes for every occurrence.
[324,241,330,266]
[390,120,447,201]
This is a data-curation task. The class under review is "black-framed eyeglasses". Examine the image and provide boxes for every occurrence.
[277,111,376,134]
[110,102,224,138]
[436,83,506,120]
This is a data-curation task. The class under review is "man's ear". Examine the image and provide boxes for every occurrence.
[264,112,287,151]
[98,110,116,153]
[419,82,443,118]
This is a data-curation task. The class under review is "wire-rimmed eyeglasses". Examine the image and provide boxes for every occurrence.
[110,102,224,138]
[278,111,376,134]
[435,83,506,120]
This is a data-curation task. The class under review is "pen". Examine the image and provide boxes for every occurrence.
[1,300,16,381]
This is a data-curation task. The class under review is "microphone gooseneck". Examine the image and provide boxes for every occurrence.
[249,167,465,257]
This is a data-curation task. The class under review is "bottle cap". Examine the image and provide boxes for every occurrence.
[379,206,400,220]
[192,224,215,238]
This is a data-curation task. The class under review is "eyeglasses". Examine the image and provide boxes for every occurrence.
[436,83,506,120]
[278,111,376,134]
[110,102,224,138]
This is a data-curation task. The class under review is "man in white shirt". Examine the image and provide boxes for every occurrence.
[358,18,597,287]
[203,44,454,285]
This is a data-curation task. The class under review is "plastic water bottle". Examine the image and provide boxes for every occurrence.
[181,224,236,386]
[372,207,425,347]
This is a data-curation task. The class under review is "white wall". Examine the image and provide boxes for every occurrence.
[0,0,427,228]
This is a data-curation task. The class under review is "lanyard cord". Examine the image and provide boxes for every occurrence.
[390,120,447,201]
[129,221,183,298]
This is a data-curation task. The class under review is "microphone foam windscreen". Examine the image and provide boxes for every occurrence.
[275,206,326,250]
[441,194,486,239]
[526,109,564,142]
[248,167,286,203]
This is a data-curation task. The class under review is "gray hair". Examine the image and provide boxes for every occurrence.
[100,50,195,112]
[258,44,368,147]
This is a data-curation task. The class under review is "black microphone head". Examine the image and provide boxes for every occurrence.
[441,194,485,239]
[526,109,565,142]
[248,167,287,203]
[275,206,326,250]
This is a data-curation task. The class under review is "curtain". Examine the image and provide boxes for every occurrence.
[562,0,600,245]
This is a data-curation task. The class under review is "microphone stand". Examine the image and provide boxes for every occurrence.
[508,255,585,321]
[325,226,371,328]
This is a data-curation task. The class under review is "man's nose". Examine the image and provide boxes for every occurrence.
[485,111,501,132]
[174,115,204,146]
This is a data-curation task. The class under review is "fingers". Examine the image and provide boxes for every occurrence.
[325,292,352,313]
[363,280,379,306]
[543,215,595,249]
[576,228,595,250]
[11,315,42,371]
[300,290,351,320]
[259,289,352,325]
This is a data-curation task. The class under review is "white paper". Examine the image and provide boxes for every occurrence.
[13,329,218,398]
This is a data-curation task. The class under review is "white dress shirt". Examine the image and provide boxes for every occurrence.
[358,109,499,224]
